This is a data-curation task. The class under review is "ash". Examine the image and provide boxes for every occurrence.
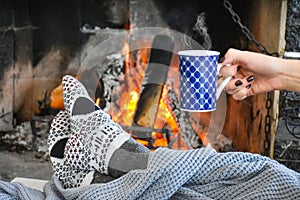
[0,119,50,161]
[165,79,202,149]
[96,53,125,112]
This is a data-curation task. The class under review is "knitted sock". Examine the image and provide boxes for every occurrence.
[48,110,71,178]
[71,96,150,180]
[48,111,70,158]
[107,139,150,178]
[64,75,151,181]
[61,75,131,188]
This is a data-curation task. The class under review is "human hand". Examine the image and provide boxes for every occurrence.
[219,48,282,100]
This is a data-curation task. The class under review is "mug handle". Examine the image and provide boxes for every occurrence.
[216,64,232,100]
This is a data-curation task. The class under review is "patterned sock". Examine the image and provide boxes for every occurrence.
[107,141,150,178]
[61,75,130,188]
[47,111,72,183]
[61,75,95,116]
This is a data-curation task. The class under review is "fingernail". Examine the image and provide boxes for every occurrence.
[219,57,225,63]
[235,80,243,86]
[237,66,241,71]
[247,76,254,82]
[246,84,252,89]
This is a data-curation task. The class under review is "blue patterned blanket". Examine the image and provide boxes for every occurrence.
[1,147,300,199]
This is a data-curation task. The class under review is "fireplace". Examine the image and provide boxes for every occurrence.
[0,0,288,156]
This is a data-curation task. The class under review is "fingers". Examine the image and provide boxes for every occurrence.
[219,48,258,100]
[219,64,240,77]
[219,48,245,77]
[232,87,251,100]
[218,63,249,100]
[225,75,255,100]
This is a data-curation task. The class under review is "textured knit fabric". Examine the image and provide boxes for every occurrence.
[63,109,130,188]
[48,111,70,152]
[48,110,71,185]
[62,75,93,117]
[1,147,300,199]
[50,75,130,188]
[0,180,45,200]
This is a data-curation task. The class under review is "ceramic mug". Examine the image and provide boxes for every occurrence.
[178,50,231,112]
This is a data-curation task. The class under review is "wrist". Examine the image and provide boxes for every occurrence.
[276,58,300,92]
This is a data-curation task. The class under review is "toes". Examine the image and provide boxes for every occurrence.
[62,75,94,116]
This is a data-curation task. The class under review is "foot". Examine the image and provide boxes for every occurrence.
[61,75,130,188]
[48,110,72,183]
[61,75,96,116]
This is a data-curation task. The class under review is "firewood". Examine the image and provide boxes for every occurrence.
[132,35,174,139]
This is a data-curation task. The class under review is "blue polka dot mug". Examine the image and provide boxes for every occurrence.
[178,50,232,112]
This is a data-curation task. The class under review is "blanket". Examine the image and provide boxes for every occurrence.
[1,147,300,199]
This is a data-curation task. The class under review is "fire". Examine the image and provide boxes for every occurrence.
[152,86,178,148]
[108,38,188,150]
[50,84,65,110]
[121,42,131,72]
[48,36,197,150]
[111,90,141,126]
[95,97,101,107]
[199,132,209,146]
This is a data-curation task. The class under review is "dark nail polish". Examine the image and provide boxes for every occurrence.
[246,84,252,89]
[237,66,241,71]
[247,76,254,82]
[235,80,243,86]
[219,57,225,63]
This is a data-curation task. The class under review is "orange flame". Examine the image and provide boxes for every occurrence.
[48,36,197,150]
[121,42,131,73]
[108,38,189,150]
[95,97,101,107]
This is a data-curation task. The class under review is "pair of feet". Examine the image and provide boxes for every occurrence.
[48,75,130,188]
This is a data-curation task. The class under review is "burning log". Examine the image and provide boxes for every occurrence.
[132,35,174,142]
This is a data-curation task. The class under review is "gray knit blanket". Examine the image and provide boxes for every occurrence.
[1,147,300,199]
